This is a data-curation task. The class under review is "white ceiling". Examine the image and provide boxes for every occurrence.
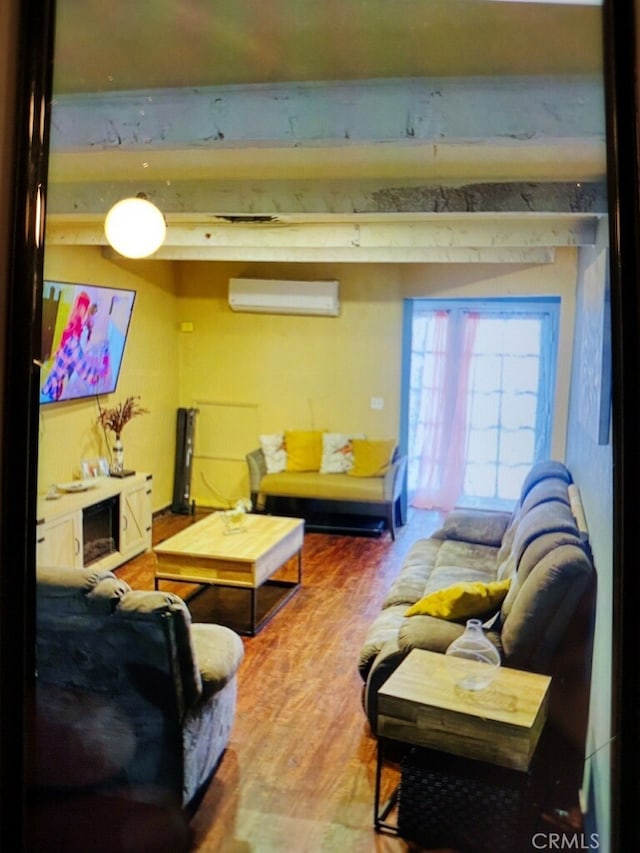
[45,0,608,262]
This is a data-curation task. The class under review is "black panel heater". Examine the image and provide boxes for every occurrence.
[172,407,197,514]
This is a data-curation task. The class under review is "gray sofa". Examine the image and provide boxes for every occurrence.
[358,460,596,747]
[35,565,244,811]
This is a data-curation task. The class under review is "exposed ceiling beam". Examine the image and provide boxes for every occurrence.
[47,179,607,218]
[46,74,607,260]
[46,214,599,246]
[122,245,557,264]
[45,212,601,263]
[49,77,604,154]
[48,76,606,197]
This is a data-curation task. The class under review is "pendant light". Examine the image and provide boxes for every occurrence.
[104,193,166,258]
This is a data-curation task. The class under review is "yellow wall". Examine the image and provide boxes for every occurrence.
[175,261,404,506]
[175,252,577,507]
[37,248,577,511]
[38,246,180,509]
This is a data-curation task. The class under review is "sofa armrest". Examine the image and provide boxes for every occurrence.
[432,508,512,547]
[382,454,407,502]
[363,638,407,733]
[246,448,267,495]
[189,623,245,699]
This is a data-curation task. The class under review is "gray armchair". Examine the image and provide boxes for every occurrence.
[34,565,244,811]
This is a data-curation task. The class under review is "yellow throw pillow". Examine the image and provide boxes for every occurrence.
[348,438,396,477]
[285,429,324,472]
[405,579,511,620]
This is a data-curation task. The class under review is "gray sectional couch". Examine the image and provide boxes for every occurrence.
[358,461,596,747]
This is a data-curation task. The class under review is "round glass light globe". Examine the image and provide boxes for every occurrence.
[104,197,166,258]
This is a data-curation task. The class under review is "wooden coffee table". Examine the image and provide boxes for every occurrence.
[153,512,304,635]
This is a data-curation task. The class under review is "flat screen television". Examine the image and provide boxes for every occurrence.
[39,280,136,405]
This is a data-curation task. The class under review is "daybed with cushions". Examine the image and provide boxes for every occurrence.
[358,460,596,748]
[35,565,244,811]
[247,429,407,538]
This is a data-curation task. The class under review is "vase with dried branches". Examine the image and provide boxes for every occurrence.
[97,396,149,474]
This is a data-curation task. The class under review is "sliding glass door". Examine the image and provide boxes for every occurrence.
[403,297,560,511]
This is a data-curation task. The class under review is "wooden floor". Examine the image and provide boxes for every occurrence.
[116,508,583,853]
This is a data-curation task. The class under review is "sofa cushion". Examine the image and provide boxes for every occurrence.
[259,433,286,473]
[520,460,572,499]
[500,530,586,623]
[319,432,364,474]
[499,542,593,670]
[496,499,579,581]
[382,538,443,607]
[519,477,572,514]
[496,478,574,567]
[285,429,324,472]
[380,536,499,615]
[398,613,488,657]
[426,539,500,589]
[260,470,387,502]
[405,578,511,620]
[348,438,396,477]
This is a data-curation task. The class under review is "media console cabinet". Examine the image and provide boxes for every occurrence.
[36,473,152,572]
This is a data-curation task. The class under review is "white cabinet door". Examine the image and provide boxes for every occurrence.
[36,511,83,569]
[120,478,152,560]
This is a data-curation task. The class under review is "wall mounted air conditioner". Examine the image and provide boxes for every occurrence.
[228,278,340,316]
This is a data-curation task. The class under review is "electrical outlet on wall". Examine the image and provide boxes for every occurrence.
[370,396,384,410]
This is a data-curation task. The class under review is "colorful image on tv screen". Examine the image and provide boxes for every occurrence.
[39,280,136,405]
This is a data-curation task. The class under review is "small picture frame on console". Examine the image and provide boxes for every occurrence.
[81,457,110,478]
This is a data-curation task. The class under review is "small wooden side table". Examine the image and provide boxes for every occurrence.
[374,649,551,852]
